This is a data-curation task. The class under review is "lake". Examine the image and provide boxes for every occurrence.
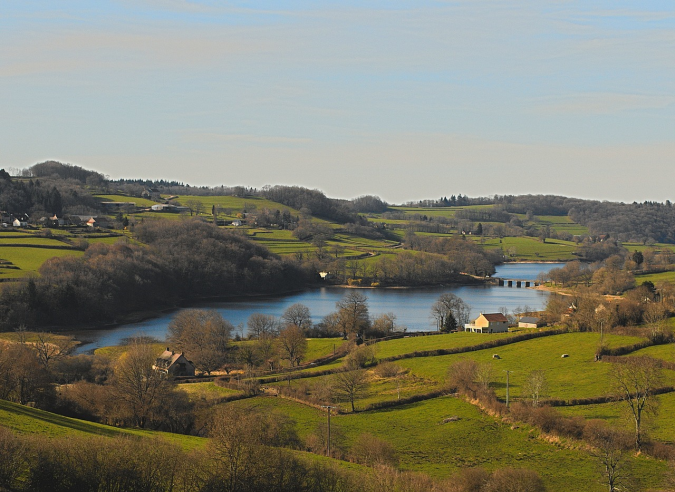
[72,262,563,353]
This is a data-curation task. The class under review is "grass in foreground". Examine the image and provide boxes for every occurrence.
[226,395,667,491]
[0,400,204,450]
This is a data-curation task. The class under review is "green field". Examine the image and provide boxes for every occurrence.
[558,391,675,444]
[0,400,204,449]
[621,242,675,254]
[94,194,158,207]
[473,236,578,261]
[634,270,675,285]
[394,333,646,401]
[226,395,666,490]
[174,195,302,218]
[0,247,83,278]
[512,214,589,236]
[304,338,347,361]
[0,236,70,246]
[628,343,675,362]
[178,381,243,401]
[373,332,516,360]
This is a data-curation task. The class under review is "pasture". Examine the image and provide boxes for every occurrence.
[227,394,667,491]
[393,333,646,401]
[0,247,83,278]
[94,194,158,207]
[0,400,205,450]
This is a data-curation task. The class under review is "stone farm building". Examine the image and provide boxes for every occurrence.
[464,313,509,333]
[153,349,196,377]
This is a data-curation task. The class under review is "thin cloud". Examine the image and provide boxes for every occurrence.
[534,93,675,115]
[183,131,312,145]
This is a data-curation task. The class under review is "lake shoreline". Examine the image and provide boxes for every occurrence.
[56,276,489,334]
[67,263,563,352]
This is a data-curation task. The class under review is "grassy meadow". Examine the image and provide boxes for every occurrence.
[0,400,205,450]
[226,393,667,491]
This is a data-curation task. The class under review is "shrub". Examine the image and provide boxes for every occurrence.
[484,468,546,492]
[350,433,399,467]
[374,361,403,378]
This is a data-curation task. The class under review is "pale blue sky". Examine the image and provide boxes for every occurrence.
[1,1,673,203]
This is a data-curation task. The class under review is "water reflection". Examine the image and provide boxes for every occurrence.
[72,263,563,352]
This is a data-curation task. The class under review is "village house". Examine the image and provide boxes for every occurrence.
[141,188,161,200]
[464,313,509,333]
[152,348,196,377]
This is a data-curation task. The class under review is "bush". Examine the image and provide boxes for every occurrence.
[374,361,403,378]
[350,433,399,467]
[0,427,28,490]
[484,468,546,492]
[344,344,377,369]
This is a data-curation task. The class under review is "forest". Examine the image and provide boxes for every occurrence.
[0,220,305,329]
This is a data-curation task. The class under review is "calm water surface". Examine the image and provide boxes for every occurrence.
[72,263,563,353]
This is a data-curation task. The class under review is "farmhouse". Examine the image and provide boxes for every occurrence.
[518,316,542,328]
[464,313,509,333]
[152,348,195,377]
[141,188,161,200]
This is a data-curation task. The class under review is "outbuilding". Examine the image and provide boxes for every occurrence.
[518,316,542,328]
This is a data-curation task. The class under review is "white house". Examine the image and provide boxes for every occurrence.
[464,313,509,333]
[518,316,542,329]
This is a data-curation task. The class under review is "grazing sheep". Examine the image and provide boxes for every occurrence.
[561,354,569,358]
[492,354,501,359]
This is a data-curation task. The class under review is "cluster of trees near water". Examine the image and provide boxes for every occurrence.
[0,220,306,329]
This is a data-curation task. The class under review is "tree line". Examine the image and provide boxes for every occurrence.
[0,220,306,329]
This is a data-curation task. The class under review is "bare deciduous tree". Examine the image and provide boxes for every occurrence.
[585,420,630,492]
[431,293,470,332]
[612,356,662,451]
[281,303,312,331]
[276,325,308,367]
[168,309,232,375]
[332,368,369,412]
[247,313,279,339]
[112,340,166,428]
[34,332,75,369]
[336,291,370,339]
[523,370,547,407]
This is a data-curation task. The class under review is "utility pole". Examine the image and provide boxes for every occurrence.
[504,370,512,408]
[321,405,337,457]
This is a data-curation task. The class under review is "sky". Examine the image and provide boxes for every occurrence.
[1,1,674,204]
